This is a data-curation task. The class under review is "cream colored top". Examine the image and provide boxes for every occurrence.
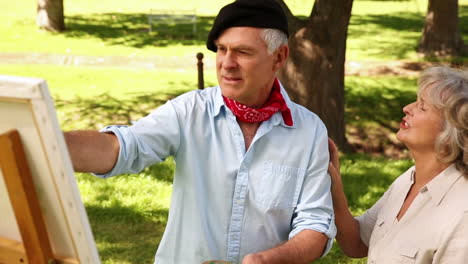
[356,164,468,264]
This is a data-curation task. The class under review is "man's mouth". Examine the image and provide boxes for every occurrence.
[223,76,242,83]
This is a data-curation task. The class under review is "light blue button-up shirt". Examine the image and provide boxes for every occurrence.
[98,84,336,264]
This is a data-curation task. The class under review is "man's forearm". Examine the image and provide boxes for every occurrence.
[242,229,328,264]
[64,130,119,174]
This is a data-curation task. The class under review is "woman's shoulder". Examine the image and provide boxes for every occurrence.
[440,169,468,211]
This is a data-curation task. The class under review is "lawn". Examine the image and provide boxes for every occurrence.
[2,0,467,61]
[2,0,466,263]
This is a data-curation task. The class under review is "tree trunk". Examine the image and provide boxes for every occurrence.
[418,0,464,57]
[277,0,354,151]
[37,0,65,32]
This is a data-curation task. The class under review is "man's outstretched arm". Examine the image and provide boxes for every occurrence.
[64,130,120,174]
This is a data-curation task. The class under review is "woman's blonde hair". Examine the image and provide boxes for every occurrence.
[418,66,468,176]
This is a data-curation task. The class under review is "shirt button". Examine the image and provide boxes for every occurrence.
[237,200,242,204]
[420,186,428,193]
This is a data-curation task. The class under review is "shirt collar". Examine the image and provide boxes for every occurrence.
[213,85,224,118]
[424,164,462,206]
[213,81,297,128]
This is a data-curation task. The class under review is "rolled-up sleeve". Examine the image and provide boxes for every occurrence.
[289,122,336,256]
[96,100,181,178]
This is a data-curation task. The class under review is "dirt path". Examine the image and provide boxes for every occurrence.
[0,52,445,76]
[0,52,205,69]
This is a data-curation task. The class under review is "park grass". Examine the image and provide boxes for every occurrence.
[2,0,467,61]
[0,64,217,100]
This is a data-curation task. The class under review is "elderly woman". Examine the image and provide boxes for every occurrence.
[328,66,468,263]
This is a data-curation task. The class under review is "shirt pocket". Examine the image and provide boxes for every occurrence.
[394,247,419,264]
[255,160,305,210]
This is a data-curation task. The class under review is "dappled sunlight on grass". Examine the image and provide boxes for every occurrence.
[85,204,167,264]
[351,0,427,16]
[64,13,214,48]
[0,65,200,99]
[77,171,173,263]
[77,170,173,210]
[55,92,176,130]
[345,76,417,127]
[347,12,424,61]
[339,154,413,214]
[344,76,416,157]
[3,0,466,61]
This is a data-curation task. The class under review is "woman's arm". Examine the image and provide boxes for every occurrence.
[328,139,368,257]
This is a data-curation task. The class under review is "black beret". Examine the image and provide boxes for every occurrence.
[206,0,289,52]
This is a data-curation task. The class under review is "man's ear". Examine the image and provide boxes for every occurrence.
[273,44,289,72]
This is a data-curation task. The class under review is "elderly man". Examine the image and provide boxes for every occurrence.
[65,0,335,263]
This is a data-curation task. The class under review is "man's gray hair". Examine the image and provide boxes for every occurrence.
[261,28,288,54]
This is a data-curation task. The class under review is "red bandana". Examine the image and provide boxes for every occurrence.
[223,79,293,126]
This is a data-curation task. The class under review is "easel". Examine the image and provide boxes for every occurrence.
[0,130,78,264]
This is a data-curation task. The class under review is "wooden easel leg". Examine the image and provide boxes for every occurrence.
[0,130,55,264]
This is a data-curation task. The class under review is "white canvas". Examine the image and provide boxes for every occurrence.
[0,75,100,263]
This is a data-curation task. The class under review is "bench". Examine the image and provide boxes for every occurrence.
[148,9,197,34]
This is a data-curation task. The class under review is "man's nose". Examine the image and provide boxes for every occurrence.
[222,51,238,69]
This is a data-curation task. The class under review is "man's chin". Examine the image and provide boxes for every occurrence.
[220,86,240,97]
[221,93,237,100]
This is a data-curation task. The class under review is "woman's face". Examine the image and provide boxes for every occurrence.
[396,90,444,152]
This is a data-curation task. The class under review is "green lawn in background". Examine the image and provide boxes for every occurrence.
[0,64,217,99]
[2,0,467,61]
[2,0,464,263]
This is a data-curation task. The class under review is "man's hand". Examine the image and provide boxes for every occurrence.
[242,253,266,264]
[241,230,327,264]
